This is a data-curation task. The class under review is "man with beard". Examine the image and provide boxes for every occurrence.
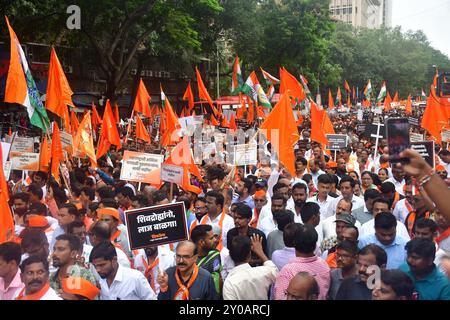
[90,241,156,300]
[97,207,131,258]
[399,238,450,300]
[336,158,348,179]
[227,203,268,265]
[50,234,96,293]
[157,241,218,300]
[191,224,222,295]
[257,194,287,237]
[14,255,61,300]
[328,240,359,300]
[11,193,30,236]
[189,197,208,232]
[232,178,255,209]
[335,244,387,300]
[291,183,308,223]
[133,245,175,294]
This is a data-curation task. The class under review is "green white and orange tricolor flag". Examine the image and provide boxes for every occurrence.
[4,16,50,132]
[421,88,427,101]
[364,79,372,101]
[242,71,271,109]
[376,81,387,103]
[260,67,280,85]
[300,75,313,99]
[231,56,243,95]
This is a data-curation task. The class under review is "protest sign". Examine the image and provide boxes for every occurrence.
[410,141,435,168]
[125,202,188,250]
[3,161,12,181]
[234,143,257,166]
[410,132,424,143]
[1,142,11,168]
[10,152,40,171]
[407,117,420,127]
[441,130,450,143]
[10,136,34,157]
[120,151,164,183]
[160,164,184,185]
[60,131,74,157]
[326,134,348,150]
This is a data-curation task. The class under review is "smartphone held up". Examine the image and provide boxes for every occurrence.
[385,117,410,164]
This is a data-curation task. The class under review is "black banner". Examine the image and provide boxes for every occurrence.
[356,124,366,133]
[410,141,435,168]
[362,123,386,139]
[326,134,348,150]
[124,202,188,250]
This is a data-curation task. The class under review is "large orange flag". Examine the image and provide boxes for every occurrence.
[421,86,448,143]
[322,110,335,135]
[39,136,50,172]
[165,135,202,182]
[260,92,299,175]
[73,111,97,165]
[384,91,392,112]
[51,122,64,183]
[160,87,181,147]
[96,100,122,159]
[70,110,79,135]
[135,115,151,143]
[328,89,334,110]
[0,143,14,244]
[310,100,329,145]
[279,68,306,101]
[133,78,151,117]
[393,91,399,102]
[182,81,195,114]
[45,47,73,129]
[195,67,218,116]
[405,95,413,115]
[91,103,102,131]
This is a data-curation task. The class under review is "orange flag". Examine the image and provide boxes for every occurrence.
[135,115,151,143]
[73,112,97,165]
[45,47,73,125]
[328,89,334,110]
[70,110,79,135]
[195,67,218,116]
[210,114,219,126]
[257,105,266,118]
[51,122,64,183]
[296,110,303,126]
[310,100,329,145]
[39,136,51,172]
[160,87,181,147]
[405,95,413,115]
[260,93,299,175]
[236,94,245,120]
[393,91,399,102]
[91,103,102,131]
[165,136,202,182]
[421,86,448,143]
[346,95,352,108]
[114,103,120,124]
[96,100,122,159]
[8,127,12,136]
[229,114,237,131]
[384,91,392,112]
[279,67,306,101]
[247,102,255,124]
[183,82,195,114]
[133,78,151,117]
[0,143,14,243]
[322,110,335,135]
[344,80,351,92]
[221,115,230,128]
[362,99,371,108]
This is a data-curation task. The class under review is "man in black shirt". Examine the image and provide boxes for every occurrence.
[226,203,267,266]
[335,244,387,300]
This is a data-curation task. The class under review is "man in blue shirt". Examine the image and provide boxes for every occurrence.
[399,238,450,300]
[232,178,255,209]
[358,212,408,269]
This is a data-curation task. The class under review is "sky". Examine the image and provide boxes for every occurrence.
[392,0,450,59]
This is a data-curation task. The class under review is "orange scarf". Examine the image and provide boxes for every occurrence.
[142,256,159,292]
[249,208,260,229]
[190,213,226,251]
[16,283,51,300]
[436,227,450,245]
[173,264,199,300]
[391,192,400,210]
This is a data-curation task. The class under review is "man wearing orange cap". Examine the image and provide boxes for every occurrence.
[61,276,100,300]
[436,164,448,181]
[97,207,131,258]
[326,161,338,176]
[26,215,54,246]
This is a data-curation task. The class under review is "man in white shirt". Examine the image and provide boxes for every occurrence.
[309,159,326,189]
[223,234,278,300]
[359,197,410,240]
[386,164,406,196]
[257,194,287,237]
[322,198,362,240]
[14,255,61,300]
[90,241,156,300]
[204,191,235,250]
[307,174,335,219]
[330,176,365,217]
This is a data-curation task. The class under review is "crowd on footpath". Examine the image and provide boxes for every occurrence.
[1,110,450,301]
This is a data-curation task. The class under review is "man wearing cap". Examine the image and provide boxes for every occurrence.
[61,276,100,300]
[325,161,338,176]
[97,207,131,258]
[436,164,448,181]
[25,215,55,246]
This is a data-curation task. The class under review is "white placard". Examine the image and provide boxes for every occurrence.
[234,143,257,166]
[410,132,424,143]
[1,142,11,168]
[160,164,184,185]
[10,152,40,171]
[441,130,450,143]
[4,161,12,180]
[10,136,34,156]
[120,151,164,183]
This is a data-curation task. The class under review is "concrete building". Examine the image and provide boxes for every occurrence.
[329,0,392,29]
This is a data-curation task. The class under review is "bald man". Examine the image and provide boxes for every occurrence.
[157,241,218,300]
[284,272,319,300]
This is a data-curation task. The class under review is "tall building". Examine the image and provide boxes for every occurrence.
[329,0,392,29]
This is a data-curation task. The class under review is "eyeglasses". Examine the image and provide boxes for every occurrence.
[175,254,195,261]
[194,206,207,211]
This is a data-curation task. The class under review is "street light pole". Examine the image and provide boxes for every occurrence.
[217,44,220,99]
